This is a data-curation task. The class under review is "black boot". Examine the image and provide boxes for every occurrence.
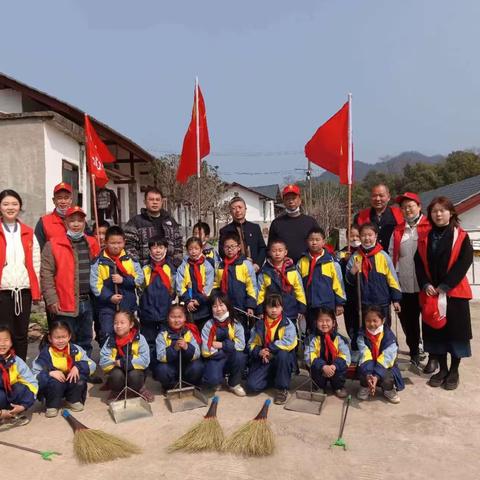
[444,356,461,390]
[423,355,439,374]
[428,354,448,387]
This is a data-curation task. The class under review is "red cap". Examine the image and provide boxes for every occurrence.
[395,192,421,205]
[53,182,72,194]
[282,184,301,197]
[65,206,86,218]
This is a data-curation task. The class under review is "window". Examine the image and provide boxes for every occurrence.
[62,160,81,205]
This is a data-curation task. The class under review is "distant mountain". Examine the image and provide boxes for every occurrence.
[315,151,445,182]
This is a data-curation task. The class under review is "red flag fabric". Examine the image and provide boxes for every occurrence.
[304,101,352,185]
[84,114,115,188]
[176,83,210,183]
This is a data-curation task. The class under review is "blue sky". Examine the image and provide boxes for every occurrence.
[2,0,479,185]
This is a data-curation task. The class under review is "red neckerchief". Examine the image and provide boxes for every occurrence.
[357,244,383,281]
[108,253,131,277]
[50,344,74,371]
[151,260,172,293]
[323,332,338,363]
[207,318,231,349]
[221,255,238,293]
[365,331,382,361]
[306,252,322,287]
[264,315,282,348]
[188,257,205,295]
[115,328,137,357]
[272,259,293,293]
[0,349,14,393]
[171,323,202,346]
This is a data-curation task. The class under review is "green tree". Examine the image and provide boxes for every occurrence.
[437,151,480,185]
[401,163,441,193]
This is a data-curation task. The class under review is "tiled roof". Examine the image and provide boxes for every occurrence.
[420,174,480,206]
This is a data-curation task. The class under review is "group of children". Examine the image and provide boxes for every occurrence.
[0,216,406,428]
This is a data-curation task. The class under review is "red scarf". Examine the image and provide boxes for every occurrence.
[109,253,131,278]
[50,344,74,371]
[188,257,205,295]
[323,333,338,363]
[115,328,137,357]
[221,255,238,293]
[272,260,292,293]
[151,260,172,293]
[207,318,231,350]
[264,315,282,347]
[357,244,383,281]
[306,253,321,287]
[365,331,382,361]
[171,323,202,346]
[0,349,14,393]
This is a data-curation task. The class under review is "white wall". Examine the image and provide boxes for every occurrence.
[0,89,22,113]
[460,204,480,230]
[222,186,275,223]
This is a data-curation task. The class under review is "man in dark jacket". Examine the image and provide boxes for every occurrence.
[124,187,183,267]
[219,196,267,272]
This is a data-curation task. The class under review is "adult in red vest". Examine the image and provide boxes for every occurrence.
[388,192,430,367]
[414,196,473,390]
[0,190,41,360]
[34,182,73,250]
[354,183,403,250]
[41,206,100,357]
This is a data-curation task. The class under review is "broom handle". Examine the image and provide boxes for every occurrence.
[356,268,362,333]
[124,338,129,407]
[113,265,120,312]
[338,395,351,439]
[62,409,88,431]
[178,340,183,390]
[0,439,51,456]
[234,307,262,321]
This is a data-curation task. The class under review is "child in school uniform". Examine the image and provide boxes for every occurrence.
[304,308,351,398]
[213,232,258,336]
[176,237,215,333]
[153,304,204,391]
[247,293,298,405]
[201,292,247,396]
[297,227,346,331]
[257,239,306,322]
[32,320,96,417]
[90,226,144,346]
[99,310,153,403]
[0,326,37,429]
[357,306,404,404]
[193,221,220,268]
[139,236,176,364]
[346,223,401,326]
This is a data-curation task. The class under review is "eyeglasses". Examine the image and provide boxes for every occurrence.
[224,244,239,250]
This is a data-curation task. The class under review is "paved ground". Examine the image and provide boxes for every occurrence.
[2,303,480,480]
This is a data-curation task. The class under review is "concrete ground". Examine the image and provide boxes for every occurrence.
[2,303,480,480]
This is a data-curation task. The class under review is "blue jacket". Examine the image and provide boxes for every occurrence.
[90,249,144,313]
[297,250,346,309]
[304,331,351,370]
[156,326,201,363]
[201,318,245,359]
[139,259,176,324]
[203,242,221,269]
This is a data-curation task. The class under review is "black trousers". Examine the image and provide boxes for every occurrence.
[44,377,87,408]
[0,289,32,360]
[398,292,421,356]
[107,367,145,393]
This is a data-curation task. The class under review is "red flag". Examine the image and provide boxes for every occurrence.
[176,83,210,183]
[305,101,353,185]
[84,114,115,188]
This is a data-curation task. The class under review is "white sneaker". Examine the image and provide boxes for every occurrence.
[383,389,400,404]
[45,408,59,418]
[229,384,246,397]
[65,402,84,412]
[357,386,370,401]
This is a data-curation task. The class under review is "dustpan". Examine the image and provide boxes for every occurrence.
[165,348,208,413]
[284,376,327,415]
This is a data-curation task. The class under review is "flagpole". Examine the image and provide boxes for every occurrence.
[307,160,313,215]
[195,76,201,221]
[347,92,353,252]
[90,174,101,247]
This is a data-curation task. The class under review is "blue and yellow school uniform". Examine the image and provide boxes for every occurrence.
[0,352,38,410]
[203,242,221,269]
[297,250,346,310]
[153,326,203,389]
[176,256,214,323]
[257,260,306,319]
[201,318,246,388]
[247,315,298,392]
[357,326,405,390]
[32,343,96,408]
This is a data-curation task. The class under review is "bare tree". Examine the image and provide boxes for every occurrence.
[310,181,347,237]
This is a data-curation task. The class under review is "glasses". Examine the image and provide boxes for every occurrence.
[224,244,239,250]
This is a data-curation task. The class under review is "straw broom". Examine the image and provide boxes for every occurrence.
[62,410,141,463]
[168,396,224,453]
[223,399,275,456]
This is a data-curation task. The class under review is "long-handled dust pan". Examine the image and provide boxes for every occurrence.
[108,341,153,423]
[165,350,208,413]
[284,376,327,415]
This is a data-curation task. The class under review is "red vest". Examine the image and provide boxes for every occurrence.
[50,235,100,312]
[417,227,472,299]
[0,223,41,301]
[357,206,404,226]
[391,215,431,267]
[41,211,66,242]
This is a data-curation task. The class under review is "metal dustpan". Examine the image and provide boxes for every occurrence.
[165,351,208,413]
[284,376,327,415]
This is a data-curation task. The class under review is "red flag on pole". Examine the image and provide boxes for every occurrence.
[304,100,353,185]
[176,82,210,184]
[84,114,115,188]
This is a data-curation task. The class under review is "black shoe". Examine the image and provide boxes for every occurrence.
[410,354,421,367]
[428,369,448,388]
[87,375,103,384]
[444,370,459,390]
[274,389,288,405]
[423,357,439,374]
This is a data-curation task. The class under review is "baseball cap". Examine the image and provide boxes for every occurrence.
[65,206,86,218]
[395,192,421,206]
[282,184,301,197]
[53,182,73,194]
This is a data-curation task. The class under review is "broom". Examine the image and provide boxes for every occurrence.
[62,410,141,463]
[168,396,224,453]
[223,399,275,456]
